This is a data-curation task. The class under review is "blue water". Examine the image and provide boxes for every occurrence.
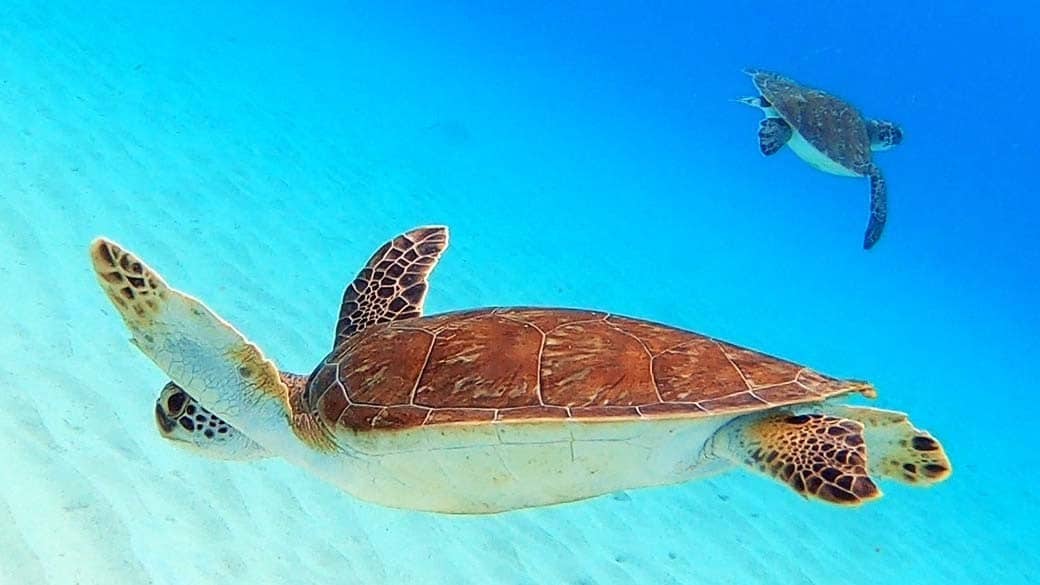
[1,1,1037,583]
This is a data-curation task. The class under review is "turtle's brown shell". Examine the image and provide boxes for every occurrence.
[750,69,872,173]
[303,308,874,432]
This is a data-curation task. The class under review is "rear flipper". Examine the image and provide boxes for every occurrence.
[863,166,888,249]
[825,405,952,486]
[758,118,792,156]
[715,406,951,506]
[715,412,880,505]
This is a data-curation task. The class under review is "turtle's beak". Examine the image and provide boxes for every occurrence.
[154,402,176,434]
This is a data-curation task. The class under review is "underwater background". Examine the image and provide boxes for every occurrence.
[0,1,1036,583]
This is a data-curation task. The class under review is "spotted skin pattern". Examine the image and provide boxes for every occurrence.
[738,413,879,504]
[334,226,448,345]
[156,381,235,440]
[720,407,951,505]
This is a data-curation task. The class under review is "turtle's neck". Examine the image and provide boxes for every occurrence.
[279,371,310,403]
[279,370,339,454]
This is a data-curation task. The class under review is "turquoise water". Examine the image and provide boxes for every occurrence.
[0,1,1036,583]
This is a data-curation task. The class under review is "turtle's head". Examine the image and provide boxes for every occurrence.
[154,382,271,461]
[866,119,903,151]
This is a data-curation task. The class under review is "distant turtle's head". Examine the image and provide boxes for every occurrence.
[866,119,903,151]
[154,382,271,461]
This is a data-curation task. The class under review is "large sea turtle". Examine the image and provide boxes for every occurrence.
[739,69,904,250]
[93,226,949,514]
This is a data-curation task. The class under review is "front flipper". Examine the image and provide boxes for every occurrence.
[334,226,449,346]
[715,412,881,505]
[863,166,887,249]
[88,238,344,451]
[758,118,792,156]
[737,95,771,109]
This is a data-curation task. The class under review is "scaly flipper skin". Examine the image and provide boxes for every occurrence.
[717,412,881,505]
[758,118,792,156]
[89,238,334,453]
[827,405,951,485]
[864,165,888,249]
[334,226,449,345]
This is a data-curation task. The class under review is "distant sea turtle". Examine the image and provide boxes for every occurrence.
[739,69,904,249]
[92,227,949,514]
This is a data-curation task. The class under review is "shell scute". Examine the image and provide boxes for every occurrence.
[540,319,658,408]
[493,307,607,332]
[715,341,804,388]
[413,314,542,409]
[652,338,747,402]
[343,327,432,405]
[496,406,569,421]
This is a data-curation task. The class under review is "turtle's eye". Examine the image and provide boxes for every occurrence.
[167,391,187,414]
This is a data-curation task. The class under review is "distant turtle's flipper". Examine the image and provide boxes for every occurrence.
[825,405,951,486]
[864,166,888,249]
[715,412,881,506]
[334,226,449,346]
[758,118,792,156]
[737,96,770,109]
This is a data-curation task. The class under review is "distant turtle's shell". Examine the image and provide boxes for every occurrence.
[749,69,872,172]
[303,308,873,432]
